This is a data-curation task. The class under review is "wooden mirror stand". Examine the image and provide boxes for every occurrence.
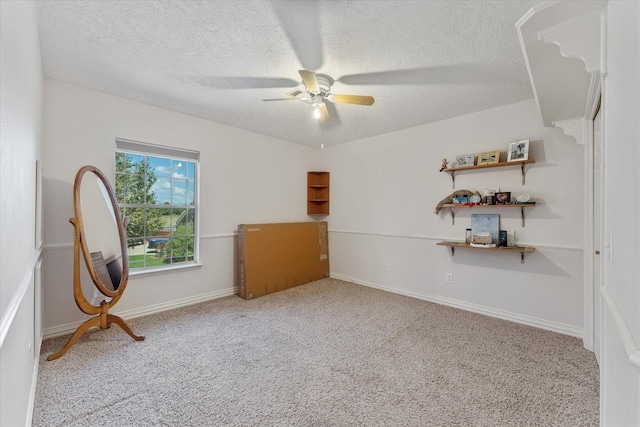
[47,166,144,361]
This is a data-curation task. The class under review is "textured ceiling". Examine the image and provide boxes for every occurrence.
[35,0,541,148]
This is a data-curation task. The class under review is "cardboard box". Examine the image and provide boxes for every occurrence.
[237,222,329,300]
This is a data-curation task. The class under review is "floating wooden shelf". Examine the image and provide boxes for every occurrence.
[307,172,330,215]
[442,159,535,188]
[437,241,535,263]
[443,203,536,226]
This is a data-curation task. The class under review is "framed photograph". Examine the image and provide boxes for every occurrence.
[507,139,530,162]
[477,150,500,165]
[453,197,468,204]
[495,191,511,204]
[455,154,475,167]
[484,187,498,205]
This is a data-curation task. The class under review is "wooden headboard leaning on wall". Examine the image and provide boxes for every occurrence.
[237,222,329,300]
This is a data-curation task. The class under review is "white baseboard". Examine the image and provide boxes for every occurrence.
[43,287,236,339]
[330,272,583,338]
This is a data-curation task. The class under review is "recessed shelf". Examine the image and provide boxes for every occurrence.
[437,240,535,263]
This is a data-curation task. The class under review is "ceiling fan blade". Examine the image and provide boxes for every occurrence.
[262,97,300,101]
[299,69,319,92]
[336,65,498,86]
[331,94,375,106]
[194,76,298,89]
[324,101,341,127]
[320,103,329,121]
[270,1,323,70]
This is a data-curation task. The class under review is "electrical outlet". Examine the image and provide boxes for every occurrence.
[384,265,390,272]
[445,273,453,284]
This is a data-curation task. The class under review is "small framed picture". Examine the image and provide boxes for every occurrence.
[495,191,511,204]
[507,139,530,162]
[453,197,468,204]
[477,150,500,165]
[455,154,475,167]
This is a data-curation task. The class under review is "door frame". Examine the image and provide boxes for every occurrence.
[582,74,604,354]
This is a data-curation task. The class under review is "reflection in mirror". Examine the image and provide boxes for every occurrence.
[80,172,122,291]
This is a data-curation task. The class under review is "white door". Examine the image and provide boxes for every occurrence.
[592,105,603,364]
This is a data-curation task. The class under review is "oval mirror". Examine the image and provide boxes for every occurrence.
[76,166,128,296]
[47,166,144,361]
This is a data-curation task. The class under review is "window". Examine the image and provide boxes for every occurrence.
[115,139,199,270]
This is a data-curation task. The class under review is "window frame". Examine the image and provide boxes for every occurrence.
[115,138,200,273]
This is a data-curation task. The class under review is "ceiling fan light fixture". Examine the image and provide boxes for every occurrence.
[313,105,322,119]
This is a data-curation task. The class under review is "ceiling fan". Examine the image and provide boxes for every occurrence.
[263,69,375,120]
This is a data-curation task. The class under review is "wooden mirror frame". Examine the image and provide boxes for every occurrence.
[48,166,144,361]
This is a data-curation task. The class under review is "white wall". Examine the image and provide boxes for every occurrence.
[326,99,585,336]
[601,1,640,425]
[41,79,328,335]
[0,1,43,426]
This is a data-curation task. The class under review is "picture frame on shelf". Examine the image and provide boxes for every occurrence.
[484,187,498,205]
[507,138,530,162]
[455,154,475,167]
[495,191,511,204]
[477,150,500,165]
[453,197,468,204]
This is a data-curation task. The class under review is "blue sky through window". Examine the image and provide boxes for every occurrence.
[147,156,195,205]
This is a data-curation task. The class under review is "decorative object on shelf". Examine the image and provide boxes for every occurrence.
[469,194,481,204]
[515,193,531,203]
[495,191,511,204]
[465,228,472,243]
[477,150,500,165]
[499,230,508,247]
[507,139,530,162]
[440,156,534,188]
[434,189,481,214]
[471,213,500,245]
[440,158,448,172]
[484,187,498,205]
[455,154,475,167]
[453,196,468,204]
[471,232,496,248]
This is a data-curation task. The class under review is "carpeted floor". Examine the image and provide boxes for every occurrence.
[33,278,599,426]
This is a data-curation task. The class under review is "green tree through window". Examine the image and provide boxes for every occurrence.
[115,142,198,270]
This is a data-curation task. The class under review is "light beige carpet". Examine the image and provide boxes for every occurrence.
[34,278,599,426]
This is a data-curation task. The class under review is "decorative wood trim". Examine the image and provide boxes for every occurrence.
[538,10,604,73]
[552,117,588,145]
